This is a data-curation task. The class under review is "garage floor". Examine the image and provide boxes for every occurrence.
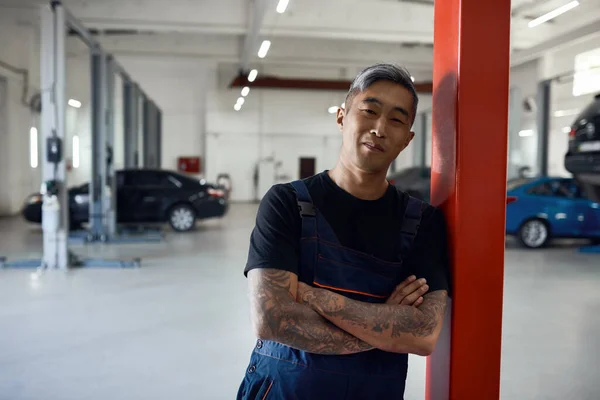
[1,204,599,400]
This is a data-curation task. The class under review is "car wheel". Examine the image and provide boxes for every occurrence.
[518,219,550,249]
[168,204,196,232]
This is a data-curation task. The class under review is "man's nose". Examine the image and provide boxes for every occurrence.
[370,119,387,138]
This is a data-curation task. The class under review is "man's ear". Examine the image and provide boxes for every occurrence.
[336,107,345,131]
[404,131,416,149]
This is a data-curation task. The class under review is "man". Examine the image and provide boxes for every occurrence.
[237,63,450,400]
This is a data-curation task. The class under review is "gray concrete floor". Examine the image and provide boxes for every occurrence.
[0,204,599,400]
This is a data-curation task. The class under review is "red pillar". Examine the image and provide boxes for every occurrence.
[427,0,511,399]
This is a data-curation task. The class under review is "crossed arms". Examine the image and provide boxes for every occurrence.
[249,268,448,356]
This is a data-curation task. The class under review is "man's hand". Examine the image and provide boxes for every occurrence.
[296,280,448,356]
[248,268,375,355]
[385,275,429,307]
[296,275,428,307]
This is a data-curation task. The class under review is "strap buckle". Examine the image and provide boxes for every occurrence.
[298,201,316,217]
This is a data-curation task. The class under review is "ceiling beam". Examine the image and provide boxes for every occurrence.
[239,0,271,71]
[511,20,600,66]
[229,73,433,93]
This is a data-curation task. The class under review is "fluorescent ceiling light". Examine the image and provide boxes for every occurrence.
[519,129,534,137]
[562,126,572,133]
[29,127,38,168]
[241,86,250,97]
[72,135,80,169]
[553,109,580,117]
[341,102,345,109]
[234,103,242,111]
[528,0,579,28]
[237,97,245,106]
[68,98,82,108]
[258,40,271,59]
[328,106,339,114]
[411,76,415,82]
[248,69,258,82]
[276,0,289,13]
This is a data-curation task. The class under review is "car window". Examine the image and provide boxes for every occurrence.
[122,171,178,188]
[526,179,581,198]
[527,182,554,196]
[507,178,534,191]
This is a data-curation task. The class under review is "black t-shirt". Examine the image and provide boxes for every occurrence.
[244,171,450,295]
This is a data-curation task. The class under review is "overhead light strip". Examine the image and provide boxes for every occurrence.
[528,0,580,28]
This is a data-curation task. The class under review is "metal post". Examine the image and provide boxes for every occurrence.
[124,80,138,168]
[536,79,551,177]
[106,56,117,237]
[90,49,107,239]
[142,97,150,168]
[156,107,162,168]
[40,2,69,269]
[429,0,510,397]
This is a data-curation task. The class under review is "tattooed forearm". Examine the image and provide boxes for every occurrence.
[300,288,448,355]
[248,269,373,355]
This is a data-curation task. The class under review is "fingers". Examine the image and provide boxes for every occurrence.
[413,296,424,307]
[386,276,428,305]
[399,284,429,306]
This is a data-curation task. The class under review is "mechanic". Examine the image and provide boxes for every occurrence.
[237,63,450,400]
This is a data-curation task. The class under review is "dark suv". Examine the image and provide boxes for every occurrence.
[22,169,228,232]
[565,93,600,201]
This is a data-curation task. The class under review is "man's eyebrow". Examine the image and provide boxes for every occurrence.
[362,97,409,118]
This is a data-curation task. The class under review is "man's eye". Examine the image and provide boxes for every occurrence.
[362,109,376,115]
[391,118,404,124]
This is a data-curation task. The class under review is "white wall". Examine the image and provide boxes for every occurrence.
[206,86,429,202]
[0,15,41,216]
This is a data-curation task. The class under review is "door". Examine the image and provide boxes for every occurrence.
[299,157,316,179]
[524,179,582,236]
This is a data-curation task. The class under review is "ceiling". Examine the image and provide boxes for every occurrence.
[2,0,600,80]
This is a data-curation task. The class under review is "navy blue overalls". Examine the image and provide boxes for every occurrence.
[237,179,425,400]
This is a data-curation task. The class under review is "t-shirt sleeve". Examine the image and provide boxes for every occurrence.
[406,206,452,297]
[244,184,301,277]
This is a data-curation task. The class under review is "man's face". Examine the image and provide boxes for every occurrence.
[337,81,415,174]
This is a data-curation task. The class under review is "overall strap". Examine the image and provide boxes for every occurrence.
[398,196,426,260]
[290,180,317,239]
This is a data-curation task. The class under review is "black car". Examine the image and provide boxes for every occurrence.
[565,93,600,201]
[22,169,228,232]
[387,166,431,202]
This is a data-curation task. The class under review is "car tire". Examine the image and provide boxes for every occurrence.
[168,204,197,232]
[517,218,551,249]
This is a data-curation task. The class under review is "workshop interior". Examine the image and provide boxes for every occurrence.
[0,0,599,399]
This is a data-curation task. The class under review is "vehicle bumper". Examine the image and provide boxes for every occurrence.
[194,198,229,219]
[565,152,600,175]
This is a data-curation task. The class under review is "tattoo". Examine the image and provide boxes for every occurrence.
[391,291,447,338]
[249,269,373,355]
[304,288,448,345]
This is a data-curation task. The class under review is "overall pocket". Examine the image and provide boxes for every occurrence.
[254,378,274,400]
[313,252,404,303]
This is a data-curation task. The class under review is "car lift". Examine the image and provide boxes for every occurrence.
[535,75,600,254]
[1,1,160,269]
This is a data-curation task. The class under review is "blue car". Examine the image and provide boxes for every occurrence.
[506,177,600,248]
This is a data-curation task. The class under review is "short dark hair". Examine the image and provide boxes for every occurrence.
[345,63,419,125]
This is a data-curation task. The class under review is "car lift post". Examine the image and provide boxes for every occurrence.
[427,0,510,398]
[106,55,117,238]
[537,79,552,177]
[90,48,108,241]
[40,0,69,269]
[124,81,139,169]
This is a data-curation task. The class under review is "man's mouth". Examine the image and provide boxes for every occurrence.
[363,143,385,153]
